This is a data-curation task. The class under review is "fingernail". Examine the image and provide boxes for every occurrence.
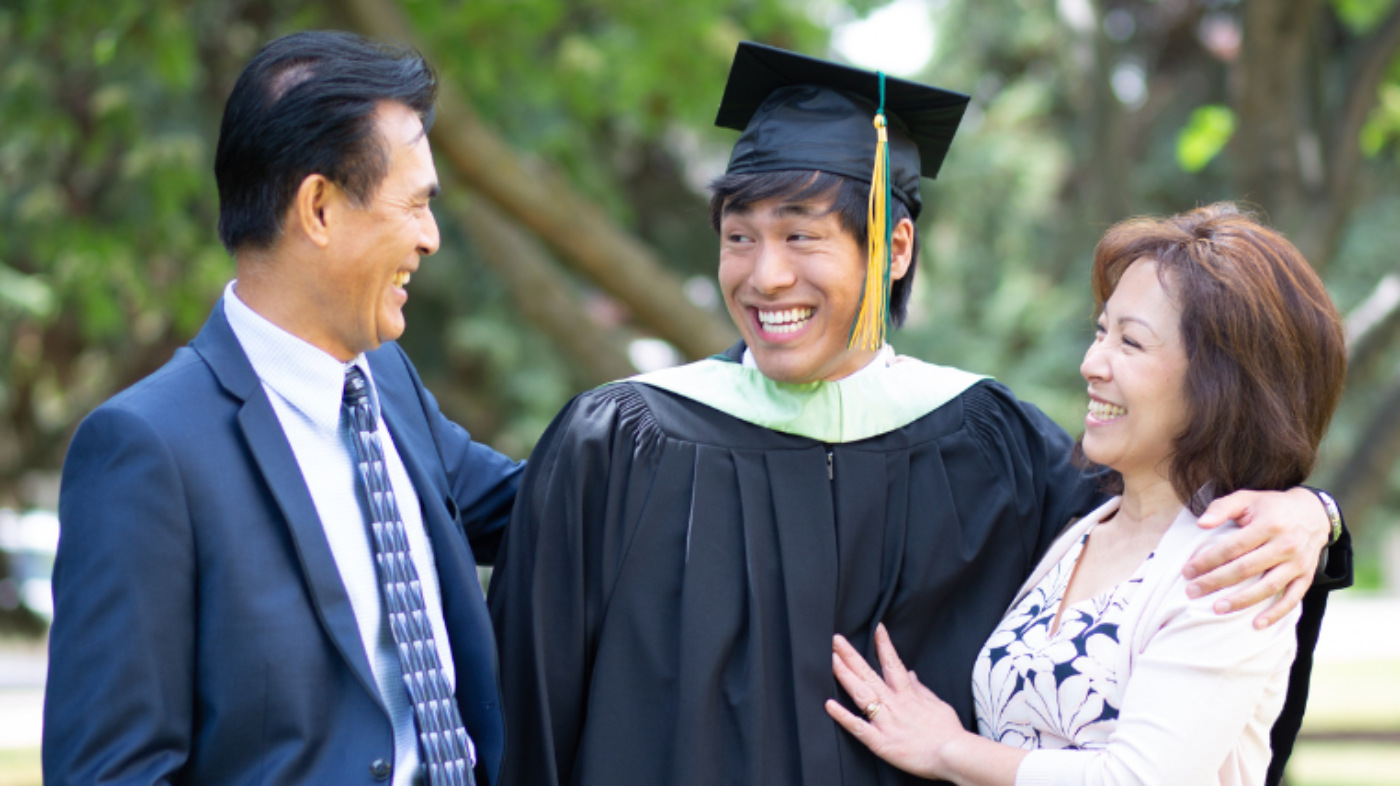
[1214,599,1231,613]
[1254,618,1268,630]
[1185,584,1201,598]
[1182,565,1198,579]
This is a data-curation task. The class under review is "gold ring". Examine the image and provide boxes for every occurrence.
[863,701,881,721]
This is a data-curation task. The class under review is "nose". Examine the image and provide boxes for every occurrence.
[1080,336,1108,383]
[418,206,440,256]
[749,241,797,295]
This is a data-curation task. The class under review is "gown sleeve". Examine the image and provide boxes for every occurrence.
[487,385,667,786]
[963,382,1105,565]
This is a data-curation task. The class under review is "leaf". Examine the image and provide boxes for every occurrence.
[1175,105,1235,173]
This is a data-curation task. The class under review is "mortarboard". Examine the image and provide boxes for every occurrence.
[715,42,969,350]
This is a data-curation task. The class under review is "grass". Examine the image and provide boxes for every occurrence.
[1285,656,1400,785]
[0,748,40,786]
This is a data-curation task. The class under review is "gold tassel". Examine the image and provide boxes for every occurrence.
[848,109,891,351]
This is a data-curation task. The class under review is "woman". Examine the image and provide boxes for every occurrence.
[826,203,1347,785]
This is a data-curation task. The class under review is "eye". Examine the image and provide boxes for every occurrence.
[726,232,752,244]
[1122,336,1143,350]
[1094,320,1107,337]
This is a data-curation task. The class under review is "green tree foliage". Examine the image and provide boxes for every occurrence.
[4,0,1400,567]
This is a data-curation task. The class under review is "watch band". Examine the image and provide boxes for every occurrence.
[1305,486,1343,546]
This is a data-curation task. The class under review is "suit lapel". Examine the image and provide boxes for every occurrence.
[372,354,496,693]
[191,302,384,710]
[373,363,479,607]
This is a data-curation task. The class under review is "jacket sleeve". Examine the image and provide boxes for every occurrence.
[43,407,195,785]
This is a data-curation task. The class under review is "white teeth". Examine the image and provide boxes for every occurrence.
[1088,399,1126,420]
[757,307,814,333]
[393,271,411,288]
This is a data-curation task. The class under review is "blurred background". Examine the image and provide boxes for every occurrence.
[2,0,1398,782]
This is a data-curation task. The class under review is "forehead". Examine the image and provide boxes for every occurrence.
[372,102,436,188]
[1106,260,1182,320]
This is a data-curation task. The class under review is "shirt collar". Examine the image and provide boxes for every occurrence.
[222,280,376,431]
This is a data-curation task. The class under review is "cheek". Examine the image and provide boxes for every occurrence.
[717,259,746,298]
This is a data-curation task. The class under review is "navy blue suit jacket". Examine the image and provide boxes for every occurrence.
[43,301,523,785]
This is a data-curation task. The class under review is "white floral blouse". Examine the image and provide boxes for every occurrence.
[971,531,1153,751]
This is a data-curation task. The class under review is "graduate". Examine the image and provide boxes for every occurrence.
[487,42,1349,786]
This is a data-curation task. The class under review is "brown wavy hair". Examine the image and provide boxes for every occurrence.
[1083,203,1347,513]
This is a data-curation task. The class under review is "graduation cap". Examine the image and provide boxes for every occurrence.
[715,41,969,350]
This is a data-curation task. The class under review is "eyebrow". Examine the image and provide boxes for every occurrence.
[721,200,826,219]
[1116,314,1160,337]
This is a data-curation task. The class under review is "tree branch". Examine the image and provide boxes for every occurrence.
[1327,367,1400,535]
[1346,271,1400,383]
[1326,3,1400,208]
[334,0,737,360]
[448,192,637,388]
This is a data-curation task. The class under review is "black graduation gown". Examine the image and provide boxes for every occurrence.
[489,368,1097,785]
[487,351,1348,786]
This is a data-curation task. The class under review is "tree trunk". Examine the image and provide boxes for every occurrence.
[1232,0,1322,241]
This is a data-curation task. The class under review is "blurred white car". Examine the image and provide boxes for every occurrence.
[0,508,59,623]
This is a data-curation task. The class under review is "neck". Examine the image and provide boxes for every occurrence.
[234,253,355,362]
[1115,469,1186,533]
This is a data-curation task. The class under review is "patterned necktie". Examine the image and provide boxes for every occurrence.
[343,366,475,786]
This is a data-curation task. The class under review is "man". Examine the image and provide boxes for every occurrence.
[44,32,521,785]
[487,43,1349,785]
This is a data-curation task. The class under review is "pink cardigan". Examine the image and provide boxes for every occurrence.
[990,498,1301,786]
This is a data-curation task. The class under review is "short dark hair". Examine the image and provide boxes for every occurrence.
[214,30,438,253]
[707,171,920,328]
[1082,202,1347,513]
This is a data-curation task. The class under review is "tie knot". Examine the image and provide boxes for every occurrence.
[343,366,371,406]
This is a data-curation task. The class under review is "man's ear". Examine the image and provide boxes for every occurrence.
[890,217,916,281]
[292,174,337,249]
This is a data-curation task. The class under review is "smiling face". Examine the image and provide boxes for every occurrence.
[314,101,441,360]
[718,194,910,384]
[1080,259,1191,484]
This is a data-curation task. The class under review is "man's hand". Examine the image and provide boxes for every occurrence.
[1186,487,1329,628]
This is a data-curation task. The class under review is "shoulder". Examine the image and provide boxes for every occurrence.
[1136,512,1302,643]
[922,378,1072,457]
[80,346,224,442]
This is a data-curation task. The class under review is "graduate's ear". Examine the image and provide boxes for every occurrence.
[890,217,916,281]
[291,173,338,249]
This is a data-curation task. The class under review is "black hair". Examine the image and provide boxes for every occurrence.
[707,171,919,327]
[214,30,438,253]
